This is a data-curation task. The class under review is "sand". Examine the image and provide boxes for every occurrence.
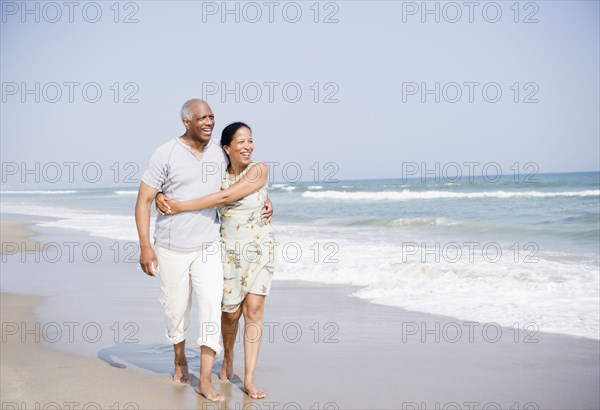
[1,220,226,408]
[1,217,599,409]
[1,220,42,254]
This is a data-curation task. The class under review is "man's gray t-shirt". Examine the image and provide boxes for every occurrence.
[141,137,227,252]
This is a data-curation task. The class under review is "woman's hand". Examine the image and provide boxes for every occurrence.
[155,193,185,216]
[155,193,170,215]
[261,197,273,224]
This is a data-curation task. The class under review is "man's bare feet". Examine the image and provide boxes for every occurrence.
[243,379,265,400]
[219,351,234,381]
[197,378,225,402]
[173,359,189,384]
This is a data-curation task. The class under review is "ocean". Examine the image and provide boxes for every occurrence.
[1,171,599,340]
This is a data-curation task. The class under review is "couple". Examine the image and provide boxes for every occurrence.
[134,99,276,402]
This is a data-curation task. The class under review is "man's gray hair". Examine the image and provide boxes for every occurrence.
[180,98,208,121]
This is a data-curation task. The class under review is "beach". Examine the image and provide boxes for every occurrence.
[1,216,599,410]
[4,0,600,406]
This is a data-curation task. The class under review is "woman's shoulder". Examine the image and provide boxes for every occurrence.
[244,162,269,178]
[232,162,267,189]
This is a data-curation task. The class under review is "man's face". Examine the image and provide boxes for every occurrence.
[184,102,215,143]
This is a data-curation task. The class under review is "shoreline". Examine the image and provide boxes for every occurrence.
[0,219,43,255]
[1,215,599,409]
[2,211,598,342]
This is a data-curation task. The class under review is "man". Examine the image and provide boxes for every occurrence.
[134,99,271,402]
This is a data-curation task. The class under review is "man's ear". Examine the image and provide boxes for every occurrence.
[182,119,190,130]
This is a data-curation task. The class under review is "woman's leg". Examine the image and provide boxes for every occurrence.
[242,294,266,399]
[220,308,242,380]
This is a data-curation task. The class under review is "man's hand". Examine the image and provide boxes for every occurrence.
[261,197,273,224]
[139,246,158,276]
[135,181,159,277]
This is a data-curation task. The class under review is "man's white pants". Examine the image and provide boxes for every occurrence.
[155,242,223,355]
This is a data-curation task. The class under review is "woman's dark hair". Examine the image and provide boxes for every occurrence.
[221,122,251,148]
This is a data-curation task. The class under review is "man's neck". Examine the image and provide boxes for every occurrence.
[179,133,208,152]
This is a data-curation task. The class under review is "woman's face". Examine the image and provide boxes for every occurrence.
[224,127,254,167]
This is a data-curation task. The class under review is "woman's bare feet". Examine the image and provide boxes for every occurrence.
[219,351,234,381]
[173,359,189,384]
[243,378,265,399]
[197,377,225,402]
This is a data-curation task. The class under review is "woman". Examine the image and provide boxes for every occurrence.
[156,122,275,400]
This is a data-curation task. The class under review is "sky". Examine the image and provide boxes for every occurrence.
[1,0,599,188]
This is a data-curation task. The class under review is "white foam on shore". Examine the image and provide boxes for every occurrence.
[1,190,78,195]
[40,214,138,240]
[0,203,139,241]
[302,189,600,201]
[274,226,600,340]
[388,217,459,227]
[270,184,296,191]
